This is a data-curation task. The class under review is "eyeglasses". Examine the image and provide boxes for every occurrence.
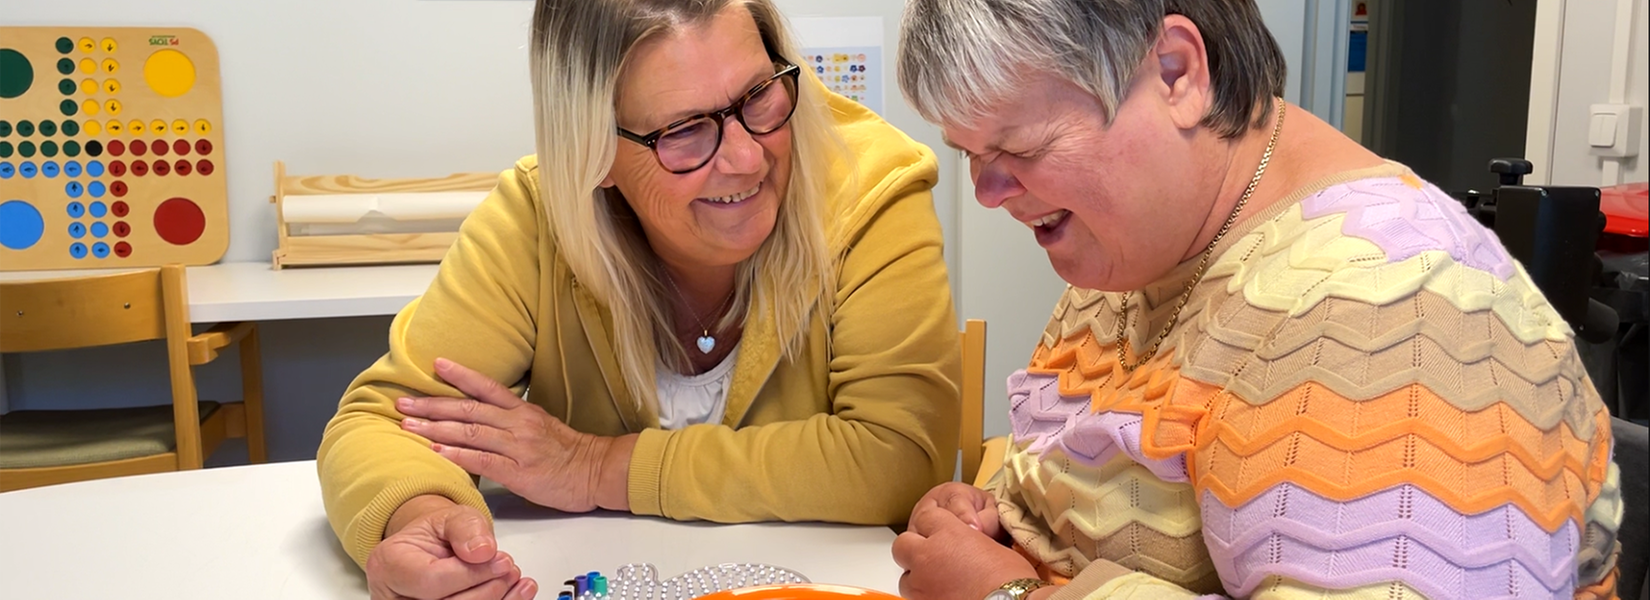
[617,63,802,174]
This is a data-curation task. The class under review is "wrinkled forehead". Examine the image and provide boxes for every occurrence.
[614,7,774,129]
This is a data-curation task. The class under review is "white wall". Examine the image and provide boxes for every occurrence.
[1527,0,1649,186]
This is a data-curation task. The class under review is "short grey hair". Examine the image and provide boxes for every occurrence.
[898,0,1287,138]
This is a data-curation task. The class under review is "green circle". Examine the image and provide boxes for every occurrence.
[40,141,58,157]
[59,100,77,116]
[63,140,81,157]
[58,79,75,95]
[17,121,34,137]
[0,121,10,137]
[56,37,74,54]
[61,120,79,137]
[57,58,74,75]
[19,141,36,158]
[0,141,12,158]
[39,120,57,137]
[0,49,33,99]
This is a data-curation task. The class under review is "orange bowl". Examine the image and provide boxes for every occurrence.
[697,583,902,599]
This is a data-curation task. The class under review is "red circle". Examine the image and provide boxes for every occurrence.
[174,159,192,176]
[129,140,148,156]
[109,160,127,176]
[111,200,129,215]
[113,221,131,237]
[131,160,149,176]
[151,140,169,156]
[153,198,205,246]
[111,182,129,199]
[152,160,171,176]
[173,139,190,155]
[195,159,214,176]
[114,241,132,257]
[194,139,212,155]
[108,140,126,156]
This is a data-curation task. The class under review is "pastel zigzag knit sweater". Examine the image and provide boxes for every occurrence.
[993,163,1622,600]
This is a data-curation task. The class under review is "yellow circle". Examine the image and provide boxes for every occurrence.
[84,120,102,136]
[171,119,189,135]
[78,58,97,74]
[193,119,212,135]
[80,78,98,95]
[78,37,96,53]
[80,99,100,116]
[127,120,145,135]
[100,38,118,53]
[143,49,196,98]
[150,119,167,135]
[104,79,121,94]
[105,120,124,135]
[101,58,119,75]
[105,99,123,116]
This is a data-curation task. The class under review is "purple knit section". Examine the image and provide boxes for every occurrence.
[1201,483,1579,599]
[1299,176,1516,280]
[1006,370,1188,482]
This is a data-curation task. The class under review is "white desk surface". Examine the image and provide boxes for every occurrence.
[0,261,439,323]
[0,460,903,600]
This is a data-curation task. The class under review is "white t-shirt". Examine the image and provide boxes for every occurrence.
[654,344,739,430]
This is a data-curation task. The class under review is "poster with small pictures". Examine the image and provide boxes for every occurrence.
[803,46,882,116]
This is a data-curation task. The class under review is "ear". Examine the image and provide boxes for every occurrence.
[1151,14,1212,131]
[600,173,616,188]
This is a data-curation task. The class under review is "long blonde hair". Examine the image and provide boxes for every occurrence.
[529,0,838,412]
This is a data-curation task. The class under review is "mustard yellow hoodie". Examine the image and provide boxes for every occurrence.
[317,91,961,566]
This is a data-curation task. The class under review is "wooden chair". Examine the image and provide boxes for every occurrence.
[959,319,1011,488]
[0,265,267,492]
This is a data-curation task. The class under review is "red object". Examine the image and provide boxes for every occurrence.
[1600,181,1648,237]
[113,241,132,257]
[111,200,129,215]
[151,140,169,156]
[113,221,131,237]
[111,182,129,199]
[129,140,147,156]
[107,140,125,156]
[194,139,212,155]
[109,160,127,176]
[130,160,148,176]
[174,159,192,176]
[195,159,214,176]
[153,160,171,176]
[153,197,206,245]
[173,139,190,155]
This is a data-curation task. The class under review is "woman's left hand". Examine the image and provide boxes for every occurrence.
[893,497,1041,600]
[397,358,634,513]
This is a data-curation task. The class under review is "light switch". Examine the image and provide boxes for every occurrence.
[1589,103,1643,158]
[1590,113,1618,147]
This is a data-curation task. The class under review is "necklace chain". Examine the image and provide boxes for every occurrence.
[1114,99,1286,373]
[661,269,735,338]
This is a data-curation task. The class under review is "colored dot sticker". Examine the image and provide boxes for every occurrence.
[64,161,82,177]
[92,242,110,258]
[41,161,60,177]
[86,141,103,157]
[149,119,166,135]
[70,242,88,259]
[127,120,144,135]
[79,78,97,94]
[0,162,12,178]
[112,185,128,201]
[154,197,206,245]
[129,140,146,156]
[39,121,57,137]
[114,241,131,257]
[64,141,81,157]
[152,160,170,176]
[92,222,109,238]
[59,79,77,95]
[80,99,100,116]
[62,120,79,136]
[0,200,46,250]
[41,141,59,157]
[0,121,10,136]
[19,161,37,178]
[173,139,190,155]
[195,159,214,176]
[78,38,96,53]
[193,119,211,135]
[59,99,78,117]
[174,159,192,176]
[144,49,197,97]
[104,99,123,115]
[68,222,87,238]
[56,57,74,75]
[112,201,130,216]
[130,160,147,176]
[83,120,101,136]
[194,139,213,155]
[101,38,118,53]
[106,120,123,135]
[87,160,104,176]
[0,49,33,99]
[109,160,126,176]
[56,37,75,54]
[67,201,85,218]
[18,142,35,158]
[17,121,34,137]
[108,140,126,156]
[151,140,168,156]
[0,142,10,158]
[101,58,119,75]
[104,79,120,94]
[114,221,131,237]
[66,181,85,198]
[88,182,107,198]
[79,58,96,75]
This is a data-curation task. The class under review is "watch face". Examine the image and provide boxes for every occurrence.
[984,591,1017,600]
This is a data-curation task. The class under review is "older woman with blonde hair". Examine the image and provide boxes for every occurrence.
[317,0,961,597]
[892,1,1620,599]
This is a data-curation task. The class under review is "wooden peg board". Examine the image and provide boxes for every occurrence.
[0,27,228,271]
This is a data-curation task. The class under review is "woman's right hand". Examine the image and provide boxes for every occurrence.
[911,482,1004,542]
[366,495,539,600]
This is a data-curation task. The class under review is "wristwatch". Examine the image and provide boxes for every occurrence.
[984,578,1051,600]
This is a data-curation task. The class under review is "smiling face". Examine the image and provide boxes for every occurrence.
[605,5,795,273]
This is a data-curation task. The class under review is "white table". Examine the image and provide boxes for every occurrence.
[0,461,904,599]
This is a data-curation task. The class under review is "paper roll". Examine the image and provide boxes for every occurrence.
[280,191,488,225]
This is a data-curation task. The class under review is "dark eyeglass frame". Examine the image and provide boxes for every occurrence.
[617,63,803,174]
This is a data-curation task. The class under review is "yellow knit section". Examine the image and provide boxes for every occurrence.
[1249,576,1430,600]
[1076,573,1203,600]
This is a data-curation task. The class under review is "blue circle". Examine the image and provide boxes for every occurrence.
[89,201,107,218]
[68,222,86,239]
[65,181,84,198]
[64,160,82,177]
[69,242,88,259]
[0,163,13,179]
[88,181,107,198]
[92,242,110,258]
[86,160,104,177]
[0,200,46,250]
[42,161,60,178]
[66,201,85,218]
[19,161,37,178]
[91,222,109,238]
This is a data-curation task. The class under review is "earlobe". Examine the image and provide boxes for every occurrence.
[1155,15,1211,130]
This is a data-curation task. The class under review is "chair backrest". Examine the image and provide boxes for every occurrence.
[0,266,188,353]
[1612,418,1649,600]
[959,319,987,482]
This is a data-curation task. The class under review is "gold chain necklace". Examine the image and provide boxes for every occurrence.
[1114,99,1285,373]
[661,269,735,355]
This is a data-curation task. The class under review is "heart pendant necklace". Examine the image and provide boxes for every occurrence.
[661,269,735,355]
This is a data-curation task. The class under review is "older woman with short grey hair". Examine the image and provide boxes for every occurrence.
[892,1,1621,599]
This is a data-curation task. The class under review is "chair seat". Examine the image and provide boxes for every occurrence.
[0,402,221,469]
